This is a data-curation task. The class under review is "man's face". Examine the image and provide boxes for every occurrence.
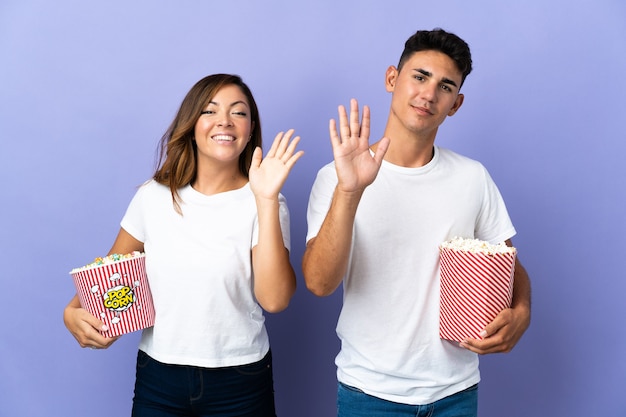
[386,49,464,140]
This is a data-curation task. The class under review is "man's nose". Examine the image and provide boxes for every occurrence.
[420,82,438,102]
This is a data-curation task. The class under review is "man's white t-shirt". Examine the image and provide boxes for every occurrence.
[306,146,516,404]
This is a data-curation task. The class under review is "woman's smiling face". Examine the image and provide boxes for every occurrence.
[193,84,254,167]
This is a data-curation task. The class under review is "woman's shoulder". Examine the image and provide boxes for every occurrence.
[131,179,173,202]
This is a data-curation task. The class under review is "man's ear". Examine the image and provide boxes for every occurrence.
[385,66,398,92]
[448,93,464,116]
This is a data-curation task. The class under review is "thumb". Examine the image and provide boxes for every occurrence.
[81,309,109,332]
[480,309,511,339]
[373,137,391,164]
[250,146,263,169]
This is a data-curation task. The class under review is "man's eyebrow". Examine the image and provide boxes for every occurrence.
[414,68,432,78]
[413,68,458,88]
[441,77,458,88]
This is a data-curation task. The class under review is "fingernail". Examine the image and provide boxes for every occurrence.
[479,330,487,338]
[102,325,109,332]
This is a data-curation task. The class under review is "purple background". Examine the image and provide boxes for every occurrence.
[1,1,625,416]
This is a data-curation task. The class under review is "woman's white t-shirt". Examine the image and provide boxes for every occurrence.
[121,180,291,368]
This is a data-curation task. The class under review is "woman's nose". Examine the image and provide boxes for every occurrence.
[217,112,233,127]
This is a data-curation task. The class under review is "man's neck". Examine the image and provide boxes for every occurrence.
[377,126,438,168]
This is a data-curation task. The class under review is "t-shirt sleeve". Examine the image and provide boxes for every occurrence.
[474,166,516,244]
[305,163,338,244]
[120,181,151,243]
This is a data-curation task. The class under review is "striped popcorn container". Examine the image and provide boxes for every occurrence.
[438,239,516,342]
[70,253,155,338]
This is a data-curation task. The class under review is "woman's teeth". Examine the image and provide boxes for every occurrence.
[212,135,235,142]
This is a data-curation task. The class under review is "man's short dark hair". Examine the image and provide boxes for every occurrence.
[398,28,473,87]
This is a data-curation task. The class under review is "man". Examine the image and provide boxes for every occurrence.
[302,28,531,416]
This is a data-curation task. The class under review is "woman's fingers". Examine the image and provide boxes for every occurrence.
[267,129,296,158]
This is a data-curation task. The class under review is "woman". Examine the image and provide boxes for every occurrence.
[63,73,303,416]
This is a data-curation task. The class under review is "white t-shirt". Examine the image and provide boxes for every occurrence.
[121,180,291,368]
[306,146,516,405]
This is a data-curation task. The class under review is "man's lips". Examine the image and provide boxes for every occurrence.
[413,105,433,116]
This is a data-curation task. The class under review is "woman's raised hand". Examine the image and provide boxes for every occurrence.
[249,129,304,200]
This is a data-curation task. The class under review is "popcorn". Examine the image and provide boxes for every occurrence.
[438,237,516,342]
[439,237,516,255]
[70,252,155,338]
[70,251,144,273]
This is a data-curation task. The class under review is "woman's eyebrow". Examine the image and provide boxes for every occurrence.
[208,100,249,107]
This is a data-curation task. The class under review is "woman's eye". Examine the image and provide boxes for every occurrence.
[201,110,215,115]
[233,111,248,117]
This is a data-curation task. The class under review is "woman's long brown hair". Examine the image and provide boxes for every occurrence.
[152,74,262,214]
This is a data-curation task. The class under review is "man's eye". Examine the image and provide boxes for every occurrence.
[440,84,451,92]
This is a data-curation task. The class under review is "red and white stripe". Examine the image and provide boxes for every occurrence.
[439,248,515,342]
[71,257,155,338]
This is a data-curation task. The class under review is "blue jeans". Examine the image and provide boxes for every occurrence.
[337,382,478,417]
[131,350,276,417]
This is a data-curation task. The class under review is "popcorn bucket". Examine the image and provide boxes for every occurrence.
[439,246,516,342]
[70,255,155,337]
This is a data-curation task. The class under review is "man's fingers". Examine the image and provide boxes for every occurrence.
[349,98,361,138]
[338,104,351,140]
[360,105,370,140]
[329,118,341,149]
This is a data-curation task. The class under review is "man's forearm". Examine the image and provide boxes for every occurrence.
[302,187,363,296]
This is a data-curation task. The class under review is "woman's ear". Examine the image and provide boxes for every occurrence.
[249,121,255,141]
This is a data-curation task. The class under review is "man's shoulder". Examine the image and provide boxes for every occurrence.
[437,147,485,169]
[315,160,338,179]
